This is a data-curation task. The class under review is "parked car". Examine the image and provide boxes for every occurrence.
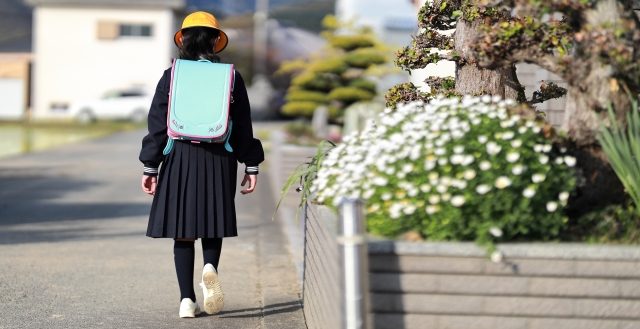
[69,89,152,123]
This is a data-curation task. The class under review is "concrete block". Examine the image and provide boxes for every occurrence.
[527,277,622,298]
[573,298,640,319]
[369,255,486,274]
[528,318,639,329]
[371,293,484,314]
[484,258,577,276]
[370,273,529,295]
[482,295,574,316]
[575,261,640,279]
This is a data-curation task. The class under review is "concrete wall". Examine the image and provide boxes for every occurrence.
[31,6,175,118]
[302,202,640,329]
[369,241,640,329]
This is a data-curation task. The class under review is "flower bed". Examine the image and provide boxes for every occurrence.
[311,97,577,247]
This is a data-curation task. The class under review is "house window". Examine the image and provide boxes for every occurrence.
[97,21,153,40]
[119,24,153,37]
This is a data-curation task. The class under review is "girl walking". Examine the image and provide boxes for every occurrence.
[138,11,264,318]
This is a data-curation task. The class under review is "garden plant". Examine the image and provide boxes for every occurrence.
[277,15,389,119]
[311,97,576,247]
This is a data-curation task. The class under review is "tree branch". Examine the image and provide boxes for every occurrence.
[528,81,567,105]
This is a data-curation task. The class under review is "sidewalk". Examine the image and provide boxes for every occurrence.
[0,128,306,329]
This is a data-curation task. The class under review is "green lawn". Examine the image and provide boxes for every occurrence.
[0,120,144,159]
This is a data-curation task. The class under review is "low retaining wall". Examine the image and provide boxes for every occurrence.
[369,241,640,329]
[304,204,640,329]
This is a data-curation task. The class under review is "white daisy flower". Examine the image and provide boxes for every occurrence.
[428,195,440,204]
[420,184,432,193]
[478,135,488,144]
[511,139,523,148]
[532,174,546,183]
[451,195,465,207]
[564,156,577,167]
[450,154,464,165]
[489,227,503,237]
[533,144,544,153]
[486,142,502,155]
[424,160,436,171]
[453,145,465,154]
[463,169,477,180]
[425,205,439,214]
[462,155,475,166]
[502,131,515,140]
[559,191,570,202]
[403,205,417,215]
[512,165,524,175]
[479,161,492,171]
[546,201,558,212]
[491,250,504,263]
[495,176,512,189]
[522,187,536,198]
[539,155,549,164]
[506,152,520,163]
[476,184,491,195]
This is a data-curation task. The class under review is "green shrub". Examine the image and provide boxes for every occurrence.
[286,90,328,103]
[282,101,320,117]
[311,97,577,246]
[329,35,375,51]
[349,78,377,93]
[292,72,338,91]
[345,48,387,68]
[308,58,348,74]
[328,87,375,103]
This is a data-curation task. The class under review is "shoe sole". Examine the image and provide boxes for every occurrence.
[202,271,224,314]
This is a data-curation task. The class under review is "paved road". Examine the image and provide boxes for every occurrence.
[0,129,306,329]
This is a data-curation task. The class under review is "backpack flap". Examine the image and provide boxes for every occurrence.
[167,59,234,142]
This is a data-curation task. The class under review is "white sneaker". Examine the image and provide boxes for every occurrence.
[179,298,200,318]
[200,263,224,314]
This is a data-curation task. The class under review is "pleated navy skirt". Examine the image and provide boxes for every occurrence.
[146,140,238,239]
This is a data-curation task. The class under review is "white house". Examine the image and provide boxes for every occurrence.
[25,0,185,118]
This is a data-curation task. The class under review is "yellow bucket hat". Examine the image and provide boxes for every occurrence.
[174,11,229,54]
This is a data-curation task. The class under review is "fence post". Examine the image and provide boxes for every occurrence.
[338,198,370,329]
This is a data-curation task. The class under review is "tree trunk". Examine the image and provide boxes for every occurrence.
[454,19,524,100]
[562,73,632,147]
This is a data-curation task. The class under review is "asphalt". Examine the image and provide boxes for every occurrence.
[0,128,306,329]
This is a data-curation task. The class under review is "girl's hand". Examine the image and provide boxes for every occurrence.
[141,175,157,195]
[241,174,257,194]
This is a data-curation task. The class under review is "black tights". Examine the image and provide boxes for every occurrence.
[173,238,223,302]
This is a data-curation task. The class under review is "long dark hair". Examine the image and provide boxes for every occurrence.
[179,27,221,62]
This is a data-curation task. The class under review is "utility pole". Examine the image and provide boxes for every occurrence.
[249,0,274,115]
[253,0,269,79]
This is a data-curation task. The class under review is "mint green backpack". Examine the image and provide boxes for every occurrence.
[162,59,234,155]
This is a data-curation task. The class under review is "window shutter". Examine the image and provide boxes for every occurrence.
[97,21,118,40]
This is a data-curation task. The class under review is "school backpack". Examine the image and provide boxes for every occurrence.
[162,58,235,155]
